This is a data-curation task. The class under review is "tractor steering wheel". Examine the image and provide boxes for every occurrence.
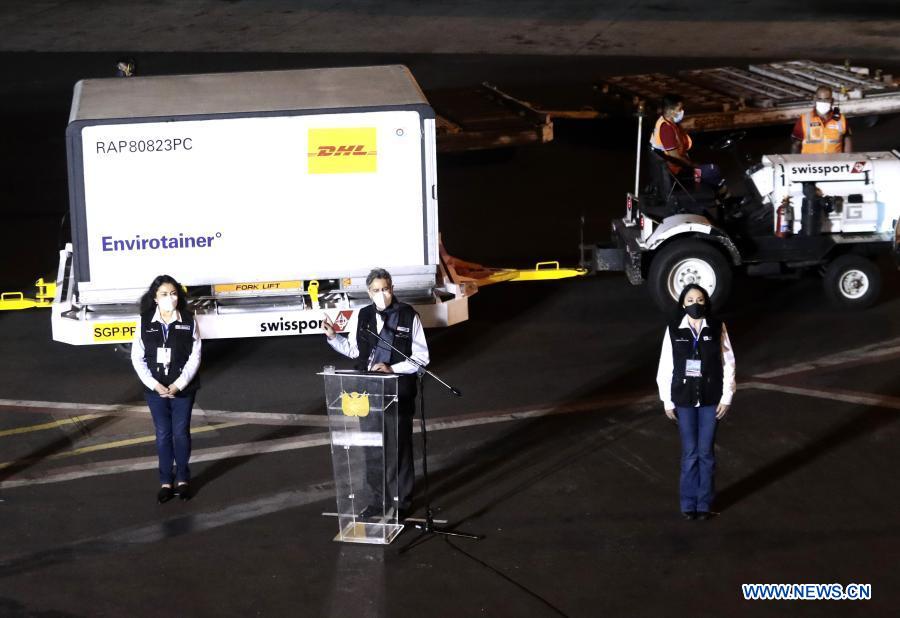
[712,130,747,151]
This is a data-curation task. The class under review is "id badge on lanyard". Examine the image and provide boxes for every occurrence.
[685,325,702,377]
[157,322,171,368]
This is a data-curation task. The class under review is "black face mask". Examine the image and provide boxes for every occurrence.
[684,303,707,319]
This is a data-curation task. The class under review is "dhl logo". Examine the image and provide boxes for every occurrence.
[314,145,376,157]
[308,128,377,174]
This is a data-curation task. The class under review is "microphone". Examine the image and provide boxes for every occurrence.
[364,326,462,397]
[364,326,387,350]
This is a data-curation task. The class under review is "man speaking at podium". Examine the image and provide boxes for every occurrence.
[323,268,430,518]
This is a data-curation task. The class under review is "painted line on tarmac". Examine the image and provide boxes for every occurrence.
[2,378,896,489]
[0,415,103,438]
[425,394,659,432]
[0,432,332,489]
[0,394,658,489]
[743,381,900,411]
[3,333,896,433]
[0,422,242,472]
[753,336,900,379]
[0,399,330,427]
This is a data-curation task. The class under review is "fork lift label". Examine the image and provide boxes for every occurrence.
[214,281,303,293]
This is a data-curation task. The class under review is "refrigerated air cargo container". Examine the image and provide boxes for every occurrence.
[53,65,469,345]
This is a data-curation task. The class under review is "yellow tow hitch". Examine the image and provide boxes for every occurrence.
[0,278,56,311]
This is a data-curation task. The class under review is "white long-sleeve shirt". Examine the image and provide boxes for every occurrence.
[656,316,735,409]
[131,309,202,392]
[328,309,429,374]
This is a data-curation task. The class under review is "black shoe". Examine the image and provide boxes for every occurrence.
[174,482,192,501]
[157,486,174,504]
[681,511,697,520]
[696,511,711,520]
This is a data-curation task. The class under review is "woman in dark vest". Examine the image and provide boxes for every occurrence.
[130,275,202,503]
[656,284,735,520]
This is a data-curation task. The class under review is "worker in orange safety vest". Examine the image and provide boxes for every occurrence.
[650,93,731,202]
[791,86,852,154]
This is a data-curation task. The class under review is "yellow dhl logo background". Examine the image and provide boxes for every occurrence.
[308,128,377,174]
[93,321,137,342]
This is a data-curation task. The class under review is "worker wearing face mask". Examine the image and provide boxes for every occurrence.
[650,93,731,202]
[131,274,201,504]
[791,86,852,154]
[656,284,736,521]
[323,268,429,520]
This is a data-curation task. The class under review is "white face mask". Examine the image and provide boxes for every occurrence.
[673,110,685,124]
[371,291,390,311]
[815,101,832,116]
[157,296,176,312]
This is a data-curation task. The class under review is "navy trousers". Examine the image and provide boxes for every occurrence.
[363,396,415,512]
[145,391,195,485]
[696,163,725,190]
[676,404,718,512]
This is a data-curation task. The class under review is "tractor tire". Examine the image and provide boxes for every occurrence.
[823,254,881,309]
[648,240,732,311]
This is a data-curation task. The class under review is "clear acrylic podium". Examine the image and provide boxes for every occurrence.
[320,370,403,544]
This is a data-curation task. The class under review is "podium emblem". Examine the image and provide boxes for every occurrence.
[340,391,370,417]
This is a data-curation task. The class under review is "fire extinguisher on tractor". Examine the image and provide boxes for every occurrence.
[775,196,794,238]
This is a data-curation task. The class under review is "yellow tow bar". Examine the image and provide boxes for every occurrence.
[0,278,56,311]
[474,260,588,286]
[508,261,587,282]
[441,241,587,292]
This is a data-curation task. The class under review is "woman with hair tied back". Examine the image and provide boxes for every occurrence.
[130,275,202,504]
[656,284,736,521]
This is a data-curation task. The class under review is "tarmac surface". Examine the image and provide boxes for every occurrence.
[1,1,898,60]
[1,26,900,618]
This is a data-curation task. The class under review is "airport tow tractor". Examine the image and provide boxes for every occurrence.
[585,115,900,310]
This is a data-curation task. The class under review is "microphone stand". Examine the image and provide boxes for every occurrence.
[364,326,483,552]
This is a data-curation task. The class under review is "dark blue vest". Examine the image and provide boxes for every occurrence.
[140,310,200,394]
[668,317,724,407]
[355,302,418,400]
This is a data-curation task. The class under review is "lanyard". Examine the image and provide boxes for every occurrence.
[366,315,387,370]
[688,323,702,354]
[159,313,178,348]
[156,317,174,372]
